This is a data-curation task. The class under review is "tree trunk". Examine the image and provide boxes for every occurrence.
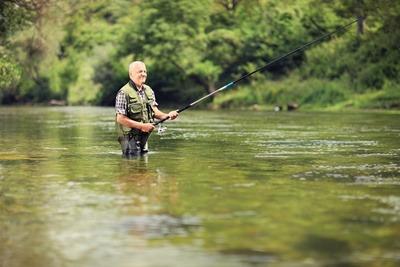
[208,82,216,95]
[357,15,364,35]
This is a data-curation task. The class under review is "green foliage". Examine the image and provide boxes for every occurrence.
[299,79,349,107]
[300,37,349,80]
[214,87,261,109]
[0,0,399,110]
[214,75,350,109]
[118,0,218,99]
[352,81,400,109]
[0,51,21,103]
[0,1,34,41]
[298,0,400,97]
[0,1,36,103]
[93,55,127,106]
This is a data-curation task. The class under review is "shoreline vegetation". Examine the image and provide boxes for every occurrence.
[1,0,399,110]
[3,103,400,116]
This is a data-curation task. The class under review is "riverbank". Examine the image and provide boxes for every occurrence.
[213,75,400,112]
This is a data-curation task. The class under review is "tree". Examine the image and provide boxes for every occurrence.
[0,0,37,103]
[117,0,307,104]
[119,0,221,100]
[312,0,400,89]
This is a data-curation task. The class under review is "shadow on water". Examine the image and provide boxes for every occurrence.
[296,234,356,267]
[218,249,276,266]
[115,154,203,239]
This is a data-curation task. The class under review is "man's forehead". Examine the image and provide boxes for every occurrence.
[136,64,146,71]
[129,62,146,72]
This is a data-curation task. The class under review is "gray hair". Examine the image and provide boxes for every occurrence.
[129,61,145,74]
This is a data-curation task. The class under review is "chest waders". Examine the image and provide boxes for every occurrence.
[116,81,155,155]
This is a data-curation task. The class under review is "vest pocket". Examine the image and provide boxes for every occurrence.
[128,102,142,114]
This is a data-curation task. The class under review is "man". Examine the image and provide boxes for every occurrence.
[115,61,178,155]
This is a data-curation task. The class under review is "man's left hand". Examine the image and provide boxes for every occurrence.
[168,110,179,120]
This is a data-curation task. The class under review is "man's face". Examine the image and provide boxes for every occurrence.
[130,63,147,87]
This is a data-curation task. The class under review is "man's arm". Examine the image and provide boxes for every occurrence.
[153,106,179,120]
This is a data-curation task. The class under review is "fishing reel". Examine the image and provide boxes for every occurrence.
[157,123,167,134]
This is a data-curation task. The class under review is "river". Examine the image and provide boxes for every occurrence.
[0,106,399,266]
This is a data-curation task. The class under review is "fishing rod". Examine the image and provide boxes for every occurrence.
[154,18,359,126]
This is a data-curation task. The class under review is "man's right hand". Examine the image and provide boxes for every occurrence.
[140,123,155,133]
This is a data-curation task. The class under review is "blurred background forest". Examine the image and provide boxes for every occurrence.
[1,0,399,109]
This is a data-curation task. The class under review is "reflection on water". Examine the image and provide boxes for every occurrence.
[0,107,399,267]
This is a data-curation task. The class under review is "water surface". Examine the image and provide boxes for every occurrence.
[1,107,399,266]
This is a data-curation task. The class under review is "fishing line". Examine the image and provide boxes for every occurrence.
[155,18,360,127]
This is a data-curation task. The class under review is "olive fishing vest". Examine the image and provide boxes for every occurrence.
[116,81,156,138]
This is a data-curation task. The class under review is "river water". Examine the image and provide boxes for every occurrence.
[0,106,399,267]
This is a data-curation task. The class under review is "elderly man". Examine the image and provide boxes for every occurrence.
[115,61,178,156]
